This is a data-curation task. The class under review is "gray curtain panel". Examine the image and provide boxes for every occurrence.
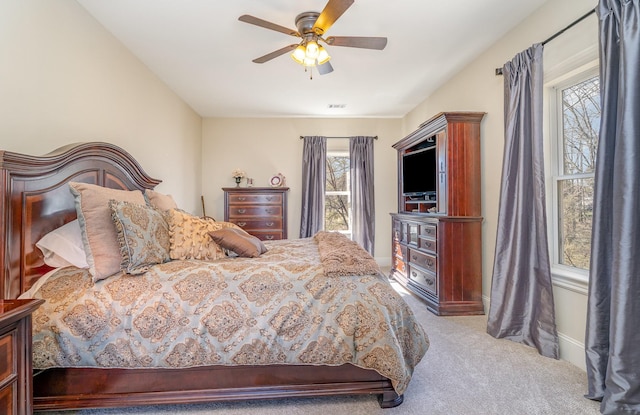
[585,2,640,413]
[486,43,559,359]
[299,136,327,238]
[349,136,375,254]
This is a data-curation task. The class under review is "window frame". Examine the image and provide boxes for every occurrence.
[547,65,600,292]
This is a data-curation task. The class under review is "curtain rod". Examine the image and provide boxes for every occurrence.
[495,8,596,76]
[299,136,378,139]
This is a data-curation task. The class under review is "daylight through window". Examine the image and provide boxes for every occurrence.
[553,73,600,272]
[325,152,351,239]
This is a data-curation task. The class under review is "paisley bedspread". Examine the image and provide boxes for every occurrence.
[28,237,429,394]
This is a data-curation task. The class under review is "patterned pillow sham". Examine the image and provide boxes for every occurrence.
[208,227,268,258]
[69,182,146,282]
[109,200,171,275]
[164,209,240,261]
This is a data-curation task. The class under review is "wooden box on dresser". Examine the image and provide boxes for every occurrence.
[391,112,485,316]
[0,299,44,415]
[223,187,289,241]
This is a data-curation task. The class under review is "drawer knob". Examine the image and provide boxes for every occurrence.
[237,222,246,227]
[266,208,274,214]
[266,222,274,227]
[237,209,246,214]
[265,235,274,240]
[427,259,434,267]
[411,271,417,277]
[238,197,246,201]
[266,196,274,201]
[426,279,434,286]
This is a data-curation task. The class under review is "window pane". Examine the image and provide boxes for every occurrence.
[558,177,594,270]
[325,195,350,231]
[326,156,349,191]
[561,76,600,175]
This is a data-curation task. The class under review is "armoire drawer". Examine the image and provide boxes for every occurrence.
[408,249,437,274]
[408,265,437,296]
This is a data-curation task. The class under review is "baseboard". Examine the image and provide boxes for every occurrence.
[376,256,391,268]
[482,294,490,312]
[482,294,586,371]
[558,333,586,371]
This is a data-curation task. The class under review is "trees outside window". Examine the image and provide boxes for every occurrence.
[553,73,600,272]
[325,152,351,238]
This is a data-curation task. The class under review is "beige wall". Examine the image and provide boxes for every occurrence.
[404,0,596,369]
[202,117,402,262]
[0,0,202,212]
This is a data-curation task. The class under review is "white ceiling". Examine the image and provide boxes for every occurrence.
[76,0,548,118]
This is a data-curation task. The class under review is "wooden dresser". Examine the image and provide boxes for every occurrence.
[0,299,44,415]
[223,187,289,241]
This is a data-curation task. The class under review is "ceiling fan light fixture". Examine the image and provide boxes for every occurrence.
[291,45,306,64]
[240,1,387,77]
[305,40,320,59]
[302,56,317,67]
[317,45,330,65]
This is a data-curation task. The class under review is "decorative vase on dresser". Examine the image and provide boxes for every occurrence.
[223,187,289,241]
[390,112,485,316]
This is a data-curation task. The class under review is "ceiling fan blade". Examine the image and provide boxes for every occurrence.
[325,36,387,50]
[317,61,334,75]
[313,0,354,35]
[252,44,298,64]
[238,15,299,37]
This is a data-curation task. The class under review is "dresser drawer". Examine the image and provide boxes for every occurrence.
[227,205,282,217]
[250,231,283,241]
[409,249,437,273]
[231,219,282,231]
[227,193,283,204]
[408,265,437,296]
[419,237,437,253]
[0,330,15,385]
[0,382,16,415]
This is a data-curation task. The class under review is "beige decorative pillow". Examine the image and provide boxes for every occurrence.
[69,182,146,282]
[144,189,178,211]
[110,200,171,275]
[208,228,268,258]
[164,209,240,261]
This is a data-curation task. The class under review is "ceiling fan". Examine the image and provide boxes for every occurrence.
[238,0,387,77]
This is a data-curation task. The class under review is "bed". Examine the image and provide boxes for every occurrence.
[0,142,428,412]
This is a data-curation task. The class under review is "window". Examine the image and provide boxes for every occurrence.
[325,152,351,238]
[551,70,600,276]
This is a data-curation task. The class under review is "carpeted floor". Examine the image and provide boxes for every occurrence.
[37,281,601,415]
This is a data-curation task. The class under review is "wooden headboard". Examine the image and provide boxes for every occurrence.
[0,142,161,299]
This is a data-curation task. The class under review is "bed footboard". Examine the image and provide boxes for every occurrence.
[33,364,402,411]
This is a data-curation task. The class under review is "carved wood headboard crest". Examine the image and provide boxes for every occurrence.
[0,142,161,299]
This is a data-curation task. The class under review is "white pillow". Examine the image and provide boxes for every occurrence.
[36,219,89,269]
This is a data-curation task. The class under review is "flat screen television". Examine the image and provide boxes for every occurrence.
[402,148,437,196]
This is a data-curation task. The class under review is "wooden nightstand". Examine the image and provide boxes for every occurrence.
[223,187,289,240]
[0,299,44,415]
